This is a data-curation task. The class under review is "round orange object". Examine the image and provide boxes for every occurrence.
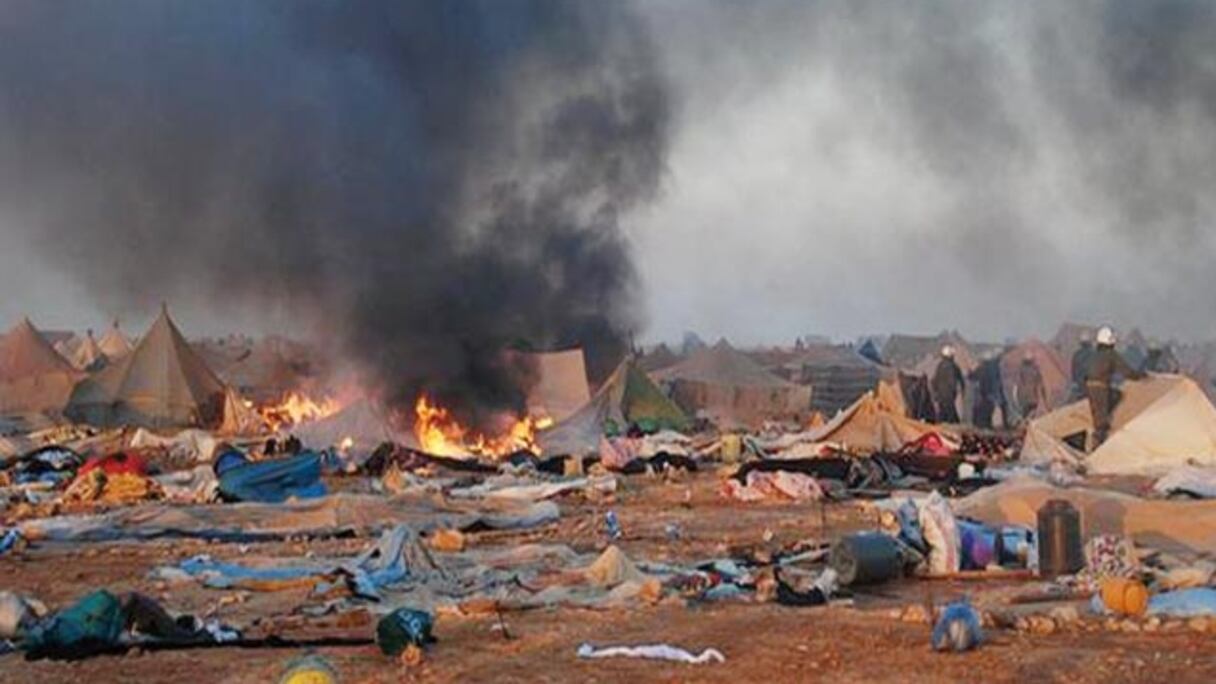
[1100,577,1149,617]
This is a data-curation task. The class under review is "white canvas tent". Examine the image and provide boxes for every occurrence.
[1021,375,1216,475]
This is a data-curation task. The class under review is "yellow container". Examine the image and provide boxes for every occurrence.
[1099,577,1149,617]
[721,434,742,463]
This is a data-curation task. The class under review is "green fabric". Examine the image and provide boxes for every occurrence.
[26,590,124,657]
[622,364,689,431]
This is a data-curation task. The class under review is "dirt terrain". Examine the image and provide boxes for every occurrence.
[2,472,1213,683]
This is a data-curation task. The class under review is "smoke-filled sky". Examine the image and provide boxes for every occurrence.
[4,0,1216,351]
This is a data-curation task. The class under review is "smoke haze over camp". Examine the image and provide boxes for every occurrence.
[4,0,1216,356]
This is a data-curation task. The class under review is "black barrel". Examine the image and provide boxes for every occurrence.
[1036,499,1083,578]
[830,532,902,586]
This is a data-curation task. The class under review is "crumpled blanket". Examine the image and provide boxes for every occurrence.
[721,470,823,502]
[576,642,725,664]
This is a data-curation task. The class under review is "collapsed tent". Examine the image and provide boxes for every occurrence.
[519,348,591,423]
[65,307,226,429]
[287,398,400,453]
[956,477,1216,555]
[652,340,810,427]
[538,357,690,455]
[801,387,951,453]
[1021,375,1216,475]
[0,318,81,415]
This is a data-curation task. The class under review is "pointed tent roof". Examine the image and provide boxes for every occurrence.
[66,306,226,428]
[97,320,134,359]
[0,317,75,380]
[69,330,108,371]
[219,336,306,400]
[0,318,80,414]
[538,357,690,455]
[653,340,795,388]
[1021,375,1216,475]
[803,389,954,453]
[219,385,266,436]
[638,343,680,373]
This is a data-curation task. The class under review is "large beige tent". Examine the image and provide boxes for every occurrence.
[519,348,591,423]
[538,357,690,455]
[66,307,226,428]
[1021,375,1216,475]
[287,398,399,453]
[652,340,811,427]
[0,318,81,415]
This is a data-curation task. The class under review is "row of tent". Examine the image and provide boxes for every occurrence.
[0,307,260,432]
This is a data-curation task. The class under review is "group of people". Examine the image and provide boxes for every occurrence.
[929,327,1176,448]
[928,345,1045,429]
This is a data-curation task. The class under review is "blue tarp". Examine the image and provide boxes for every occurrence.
[217,452,326,504]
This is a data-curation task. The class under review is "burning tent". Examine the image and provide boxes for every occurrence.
[65,306,226,428]
[538,356,690,455]
[286,398,400,455]
[218,336,311,403]
[652,340,811,427]
[0,317,81,416]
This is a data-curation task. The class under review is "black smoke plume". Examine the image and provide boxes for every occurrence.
[0,1,669,424]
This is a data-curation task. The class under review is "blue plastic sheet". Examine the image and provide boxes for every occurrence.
[217,452,326,503]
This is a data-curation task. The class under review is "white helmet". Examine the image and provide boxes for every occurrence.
[1096,326,1116,346]
[941,345,955,358]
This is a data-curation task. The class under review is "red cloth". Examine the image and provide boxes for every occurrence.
[899,433,953,457]
[78,451,148,477]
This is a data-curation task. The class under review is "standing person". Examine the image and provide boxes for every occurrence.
[1015,353,1047,422]
[1070,331,1099,399]
[969,350,1006,429]
[1087,327,1145,448]
[932,345,966,424]
[1141,341,1180,374]
[1070,333,1095,401]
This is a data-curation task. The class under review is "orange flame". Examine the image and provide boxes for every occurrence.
[259,391,343,431]
[413,394,552,459]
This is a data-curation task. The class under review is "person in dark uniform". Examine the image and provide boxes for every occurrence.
[932,345,966,424]
[1069,333,1094,401]
[969,350,1006,429]
[1015,353,1047,422]
[1087,327,1145,449]
[1141,342,1180,374]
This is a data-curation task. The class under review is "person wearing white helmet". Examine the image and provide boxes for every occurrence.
[1086,326,1144,448]
[932,345,965,424]
[1069,331,1095,401]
